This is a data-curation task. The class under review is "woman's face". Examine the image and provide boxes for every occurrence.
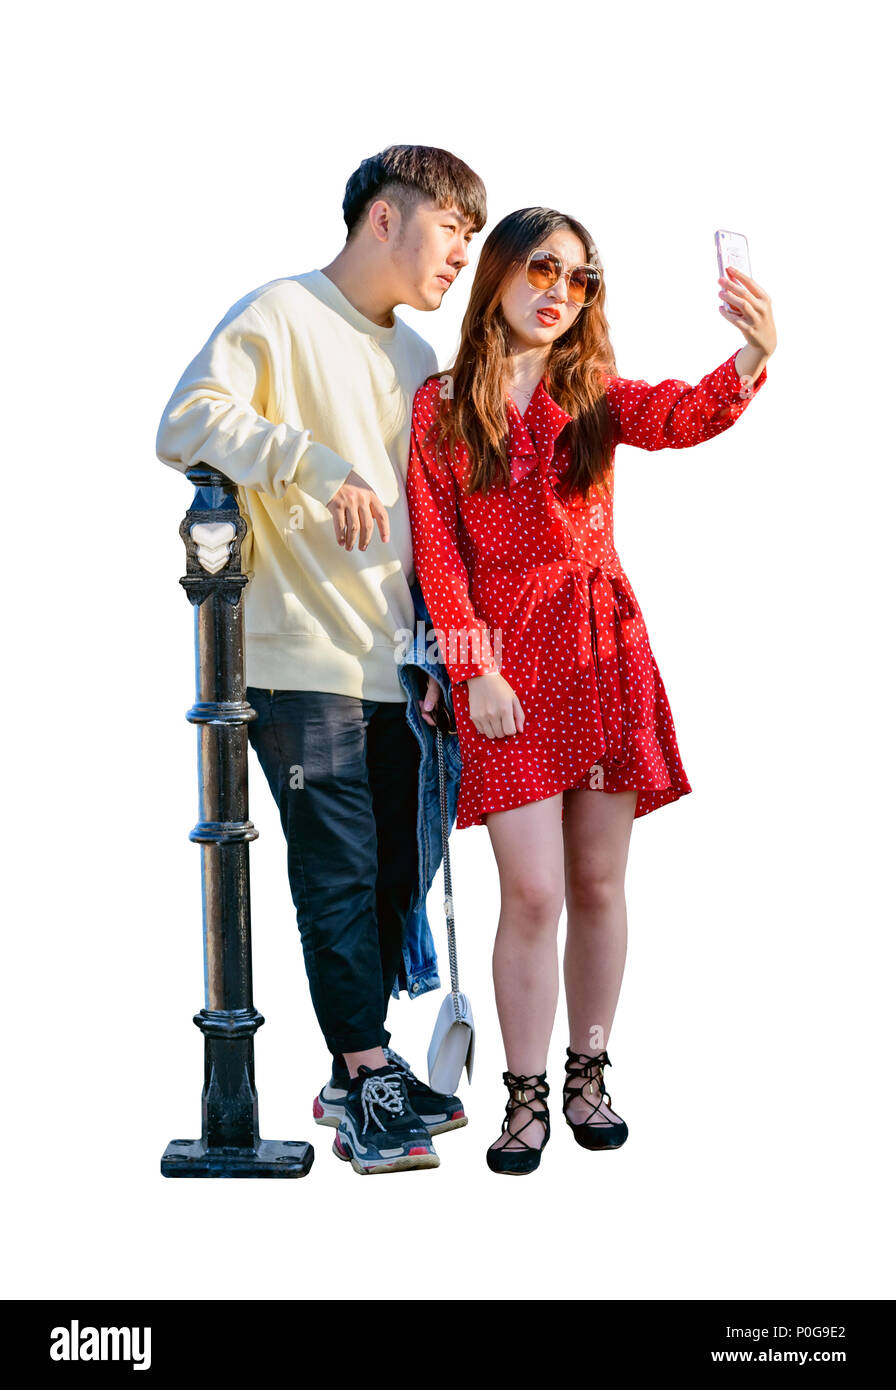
[500,226,588,354]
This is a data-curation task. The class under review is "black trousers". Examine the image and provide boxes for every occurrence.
[246,687,421,1059]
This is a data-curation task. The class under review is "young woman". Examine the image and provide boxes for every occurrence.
[406,207,775,1174]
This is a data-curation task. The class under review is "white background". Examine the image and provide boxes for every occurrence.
[4,0,893,1302]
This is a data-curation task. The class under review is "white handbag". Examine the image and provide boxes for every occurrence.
[426,720,475,1092]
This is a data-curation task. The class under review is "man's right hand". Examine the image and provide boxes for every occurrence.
[327,469,390,550]
[466,672,525,739]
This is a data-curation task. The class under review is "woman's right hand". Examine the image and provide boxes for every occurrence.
[466,673,525,739]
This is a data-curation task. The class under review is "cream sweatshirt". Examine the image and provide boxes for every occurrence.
[155,270,439,698]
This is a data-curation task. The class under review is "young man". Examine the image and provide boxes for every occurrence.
[156,146,486,1175]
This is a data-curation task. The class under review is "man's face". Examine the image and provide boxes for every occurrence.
[389,198,478,310]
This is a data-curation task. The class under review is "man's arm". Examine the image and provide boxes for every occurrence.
[155,298,353,507]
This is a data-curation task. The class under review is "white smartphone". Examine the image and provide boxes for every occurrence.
[715,229,751,317]
[716,228,752,275]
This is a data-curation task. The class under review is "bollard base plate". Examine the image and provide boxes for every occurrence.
[161,1138,314,1178]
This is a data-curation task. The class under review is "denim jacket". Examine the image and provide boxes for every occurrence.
[390,577,463,1000]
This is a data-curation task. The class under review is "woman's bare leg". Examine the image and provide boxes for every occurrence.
[561,785,638,1125]
[485,792,566,1149]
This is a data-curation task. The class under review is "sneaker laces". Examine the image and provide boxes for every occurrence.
[359,1072,407,1133]
[383,1046,417,1082]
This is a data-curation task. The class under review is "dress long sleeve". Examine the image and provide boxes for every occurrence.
[604,348,768,450]
[406,388,501,686]
[156,300,353,506]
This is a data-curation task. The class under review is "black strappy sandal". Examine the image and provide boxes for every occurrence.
[486,1071,551,1175]
[562,1048,629,1151]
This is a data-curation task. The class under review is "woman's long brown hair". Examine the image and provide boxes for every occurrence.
[426,207,618,501]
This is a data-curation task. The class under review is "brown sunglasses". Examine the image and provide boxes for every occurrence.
[526,249,602,307]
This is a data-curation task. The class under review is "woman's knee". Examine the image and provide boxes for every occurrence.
[498,872,565,935]
[565,863,624,916]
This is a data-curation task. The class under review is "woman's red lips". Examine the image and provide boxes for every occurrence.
[537,308,560,324]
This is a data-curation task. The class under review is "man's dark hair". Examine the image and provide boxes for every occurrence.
[342,145,487,240]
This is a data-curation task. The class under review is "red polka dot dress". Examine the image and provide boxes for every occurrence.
[406,350,768,830]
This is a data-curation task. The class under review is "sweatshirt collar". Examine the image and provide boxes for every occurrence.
[300,269,399,342]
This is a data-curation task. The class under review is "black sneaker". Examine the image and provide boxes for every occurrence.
[332,1064,440,1175]
[313,1046,467,1136]
[312,1073,350,1128]
[383,1046,468,1134]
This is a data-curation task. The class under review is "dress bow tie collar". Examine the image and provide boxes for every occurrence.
[506,379,573,486]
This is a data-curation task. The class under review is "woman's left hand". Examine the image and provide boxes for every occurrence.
[718,266,777,357]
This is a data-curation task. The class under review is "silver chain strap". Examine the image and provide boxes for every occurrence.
[436,728,462,1023]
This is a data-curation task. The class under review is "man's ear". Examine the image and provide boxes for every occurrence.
[367,198,397,244]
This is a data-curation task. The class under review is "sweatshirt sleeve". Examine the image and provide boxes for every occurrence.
[155,299,353,506]
[406,386,501,686]
[604,348,768,451]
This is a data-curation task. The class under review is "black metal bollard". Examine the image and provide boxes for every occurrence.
[161,464,314,1177]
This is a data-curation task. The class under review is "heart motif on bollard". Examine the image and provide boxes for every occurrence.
[191,521,236,574]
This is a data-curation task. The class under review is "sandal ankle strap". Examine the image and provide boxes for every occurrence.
[497,1069,551,1150]
[503,1069,550,1099]
[563,1048,612,1107]
[565,1047,612,1071]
